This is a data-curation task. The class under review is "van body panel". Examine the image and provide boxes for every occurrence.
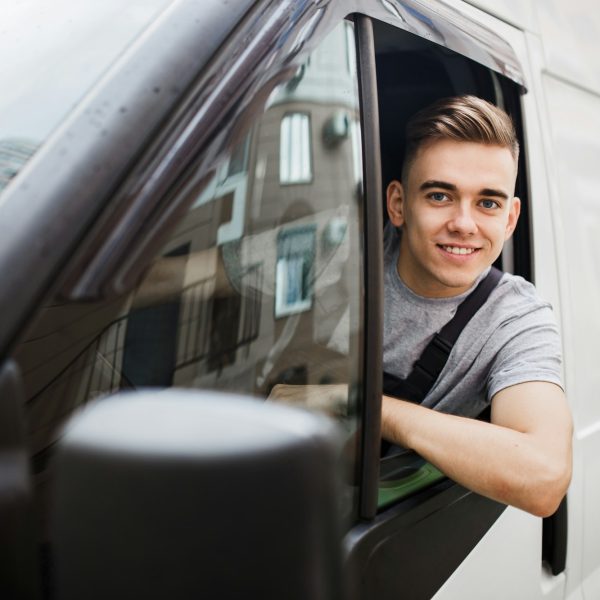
[520,31,584,598]
[462,0,537,32]
[542,72,600,600]
[519,33,564,321]
[537,1,600,96]
[432,507,564,600]
[542,73,600,427]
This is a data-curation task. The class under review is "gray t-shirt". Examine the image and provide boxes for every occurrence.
[383,223,563,417]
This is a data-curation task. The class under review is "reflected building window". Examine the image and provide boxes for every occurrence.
[280,113,312,184]
[275,226,316,317]
[225,134,250,179]
[350,120,362,186]
[0,138,38,191]
[345,21,357,74]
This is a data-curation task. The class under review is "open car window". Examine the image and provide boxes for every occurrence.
[372,17,529,509]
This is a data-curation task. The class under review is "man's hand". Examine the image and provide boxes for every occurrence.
[268,383,349,418]
[381,381,572,517]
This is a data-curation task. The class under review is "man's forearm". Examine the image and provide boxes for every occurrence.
[381,394,571,517]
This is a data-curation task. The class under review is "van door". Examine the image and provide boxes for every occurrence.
[0,1,570,598]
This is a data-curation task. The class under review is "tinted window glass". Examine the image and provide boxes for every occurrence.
[19,20,364,531]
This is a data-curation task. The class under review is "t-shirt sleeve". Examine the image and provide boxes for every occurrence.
[486,303,563,401]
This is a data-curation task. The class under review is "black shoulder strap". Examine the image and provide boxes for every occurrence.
[383,266,503,403]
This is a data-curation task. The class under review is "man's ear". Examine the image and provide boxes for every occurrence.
[504,196,521,240]
[386,180,405,227]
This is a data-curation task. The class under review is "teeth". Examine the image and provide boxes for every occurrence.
[442,246,476,255]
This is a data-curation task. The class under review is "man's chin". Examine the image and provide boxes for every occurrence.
[432,271,482,297]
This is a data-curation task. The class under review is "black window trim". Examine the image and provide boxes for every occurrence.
[355,14,384,520]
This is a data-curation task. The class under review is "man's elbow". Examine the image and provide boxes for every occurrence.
[526,460,572,518]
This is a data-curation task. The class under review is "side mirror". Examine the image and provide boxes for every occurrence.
[52,390,343,599]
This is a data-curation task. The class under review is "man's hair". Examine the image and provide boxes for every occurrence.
[401,95,519,182]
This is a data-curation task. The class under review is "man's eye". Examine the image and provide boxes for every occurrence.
[480,199,499,209]
[430,192,447,202]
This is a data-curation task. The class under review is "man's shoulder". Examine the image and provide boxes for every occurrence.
[495,271,550,312]
[475,270,556,341]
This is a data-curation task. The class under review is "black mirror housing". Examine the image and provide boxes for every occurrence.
[52,390,343,600]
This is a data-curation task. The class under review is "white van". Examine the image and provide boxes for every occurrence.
[0,1,598,598]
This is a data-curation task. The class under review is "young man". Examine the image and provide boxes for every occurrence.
[382,95,572,517]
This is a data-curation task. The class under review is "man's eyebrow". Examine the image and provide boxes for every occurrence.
[419,180,457,192]
[479,188,510,200]
[419,180,510,201]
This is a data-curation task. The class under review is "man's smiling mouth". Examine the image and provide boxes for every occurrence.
[438,245,480,255]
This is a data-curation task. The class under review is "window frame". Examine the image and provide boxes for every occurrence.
[369,13,533,511]
[354,14,384,520]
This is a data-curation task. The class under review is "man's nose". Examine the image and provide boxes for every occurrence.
[447,203,478,235]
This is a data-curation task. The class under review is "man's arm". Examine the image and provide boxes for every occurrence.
[133,247,233,308]
[268,383,348,416]
[381,381,572,517]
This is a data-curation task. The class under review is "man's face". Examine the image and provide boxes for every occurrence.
[387,139,521,298]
